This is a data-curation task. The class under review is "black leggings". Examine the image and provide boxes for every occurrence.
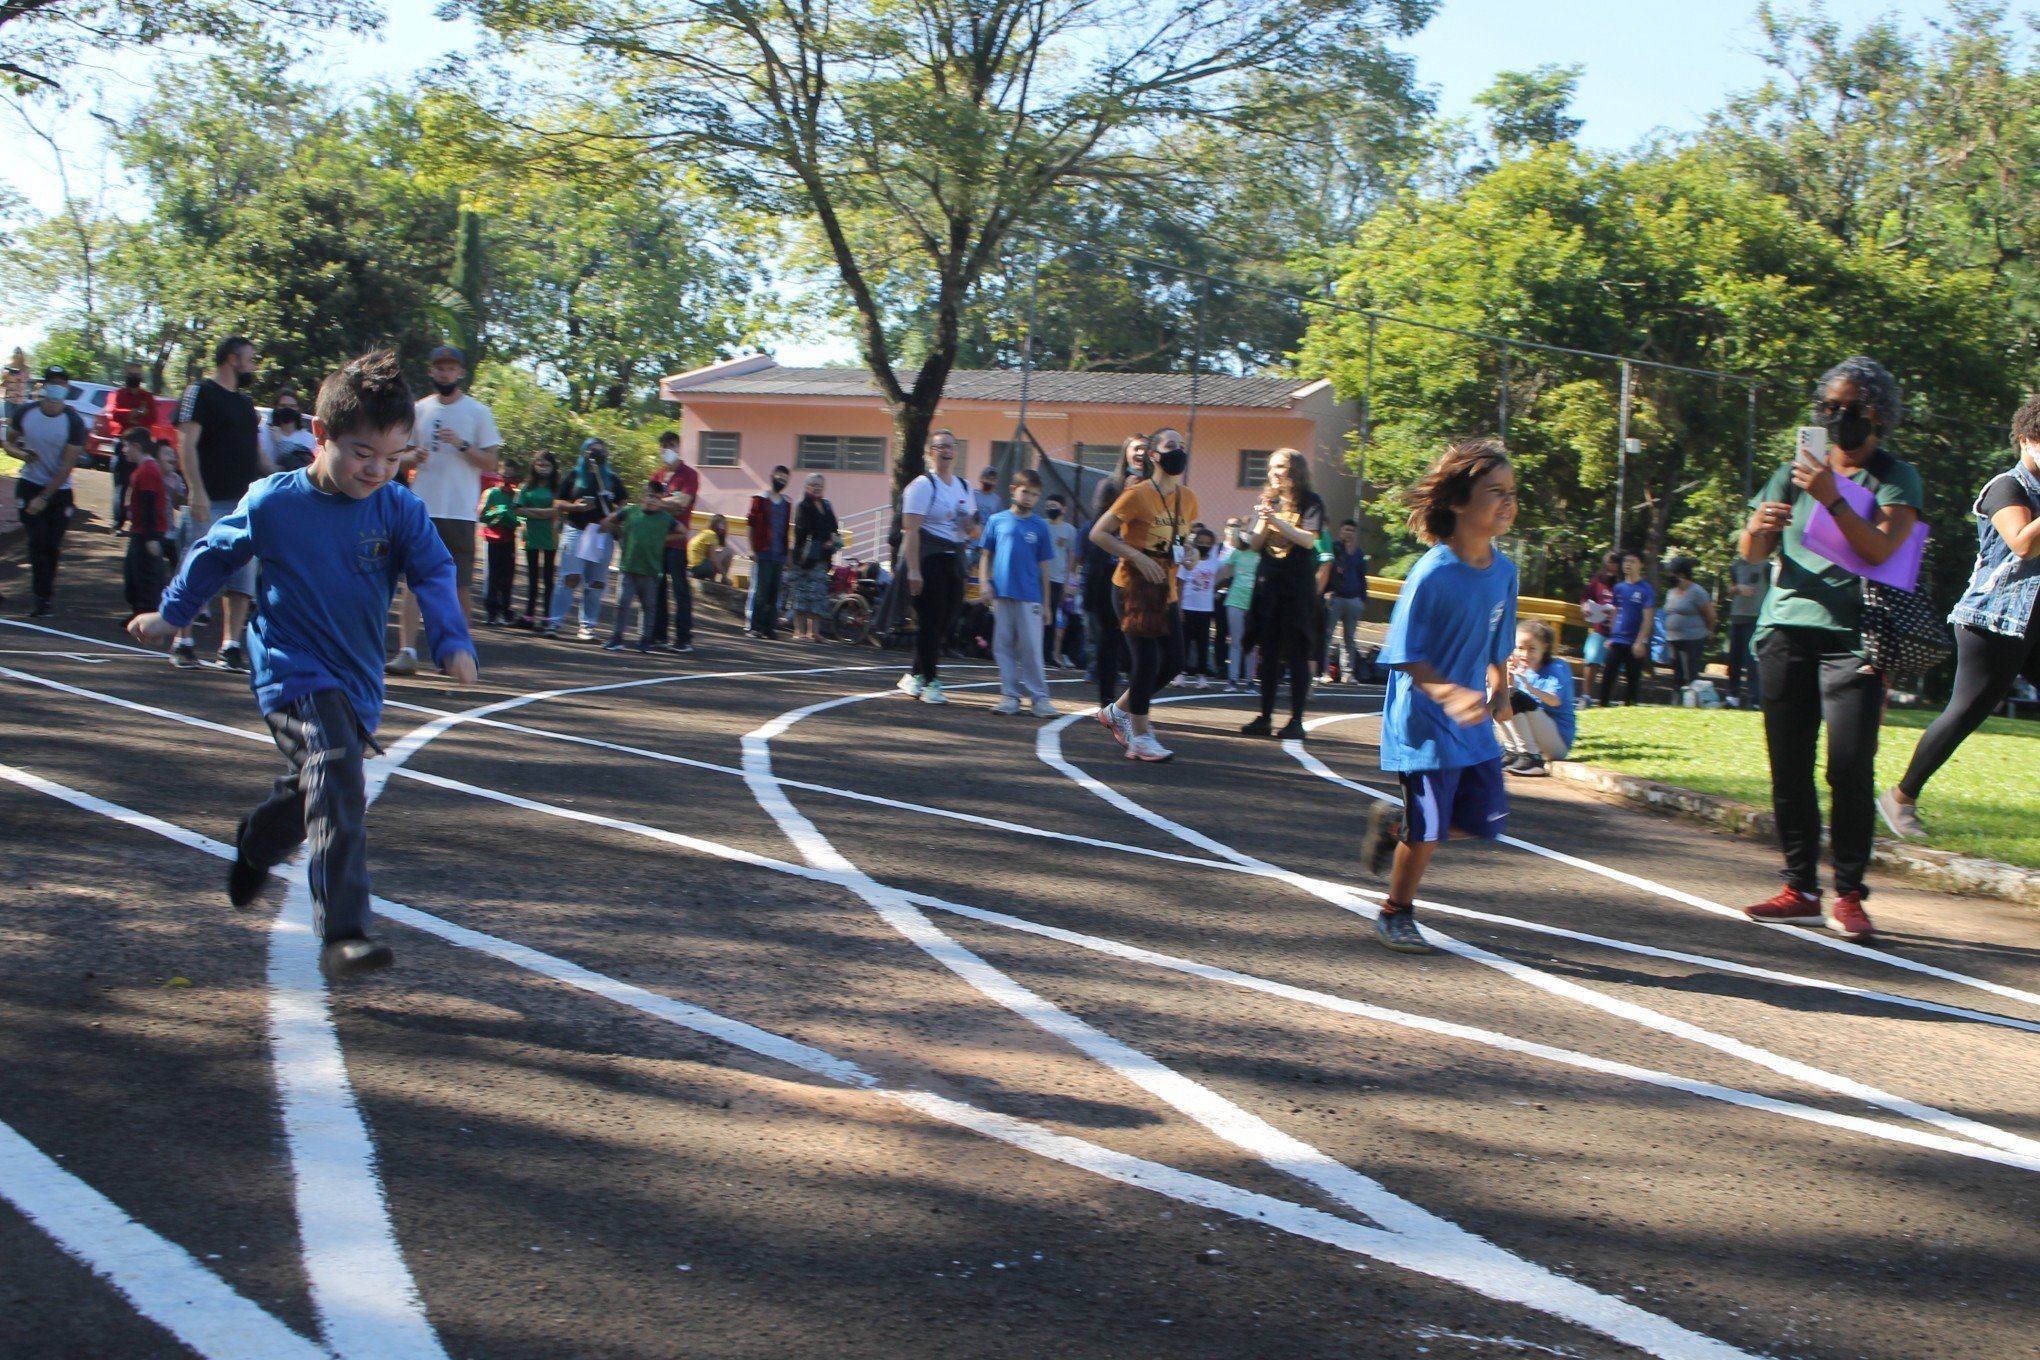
[1184,608,1214,675]
[1258,652,1313,724]
[911,553,964,681]
[524,549,556,621]
[1117,591,1184,717]
[1669,638,1707,693]
[485,536,517,619]
[1598,639,1645,706]
[1898,615,2040,799]
[1760,627,1884,898]
[1088,604,1125,707]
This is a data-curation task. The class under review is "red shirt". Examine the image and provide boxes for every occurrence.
[126,457,170,538]
[1583,577,1617,636]
[651,463,699,544]
[106,384,156,431]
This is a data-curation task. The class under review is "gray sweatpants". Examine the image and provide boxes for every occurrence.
[247,688,372,941]
[993,597,1051,703]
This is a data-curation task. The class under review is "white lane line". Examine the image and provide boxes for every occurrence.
[0,1118,332,1360]
[27,657,2033,1041]
[11,670,2040,1172]
[372,693,2040,1038]
[1291,711,2040,1011]
[3,760,1753,1360]
[1038,710,2040,1162]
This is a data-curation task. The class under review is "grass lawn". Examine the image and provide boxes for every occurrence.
[1571,705,2040,871]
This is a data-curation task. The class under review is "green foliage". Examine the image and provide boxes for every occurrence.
[1473,65,1585,154]
[468,362,592,468]
[0,0,376,96]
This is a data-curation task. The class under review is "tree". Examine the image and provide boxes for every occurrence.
[1473,64,1584,155]
[454,0,1439,498]
[0,0,377,95]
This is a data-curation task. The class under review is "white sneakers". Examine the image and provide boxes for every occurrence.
[1126,731,1173,762]
[1096,702,1132,749]
[1031,698,1061,719]
[897,672,924,699]
[991,696,1022,715]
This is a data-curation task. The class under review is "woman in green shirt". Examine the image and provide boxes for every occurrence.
[516,451,562,627]
[1736,357,1923,943]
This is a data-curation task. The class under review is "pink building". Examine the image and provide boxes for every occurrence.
[660,356,1359,558]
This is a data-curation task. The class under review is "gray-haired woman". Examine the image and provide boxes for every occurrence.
[790,472,839,643]
[1736,356,1922,942]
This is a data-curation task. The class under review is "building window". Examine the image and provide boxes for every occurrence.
[1238,449,1272,488]
[699,432,741,467]
[797,434,888,473]
[1076,443,1123,474]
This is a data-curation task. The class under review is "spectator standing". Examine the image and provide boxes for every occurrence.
[1660,557,1717,699]
[1242,448,1326,740]
[155,441,186,513]
[982,467,1059,715]
[1880,401,2040,841]
[1596,552,1655,706]
[517,451,561,627]
[690,514,735,583]
[1043,493,1078,667]
[106,361,157,531]
[1177,528,1221,683]
[387,344,500,674]
[265,407,318,473]
[1091,427,1198,762]
[4,366,86,616]
[790,472,840,643]
[1726,555,1769,707]
[1738,356,1922,942]
[897,432,979,702]
[1218,524,1261,690]
[1325,519,1370,684]
[746,465,794,640]
[1579,552,1620,707]
[547,438,625,640]
[1497,619,1575,776]
[602,481,675,653]
[2,347,28,422]
[478,463,521,625]
[650,430,699,653]
[119,427,173,620]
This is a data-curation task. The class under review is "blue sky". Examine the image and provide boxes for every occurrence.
[0,0,1998,361]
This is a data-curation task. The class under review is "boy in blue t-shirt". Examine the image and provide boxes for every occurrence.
[981,468,1060,717]
[1363,439,1519,954]
[130,350,479,981]
[1597,551,1656,707]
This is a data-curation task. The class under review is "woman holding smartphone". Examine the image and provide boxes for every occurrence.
[1738,356,1922,942]
[1241,448,1326,739]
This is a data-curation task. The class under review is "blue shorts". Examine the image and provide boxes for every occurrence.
[1398,758,1508,844]
[1582,631,1608,665]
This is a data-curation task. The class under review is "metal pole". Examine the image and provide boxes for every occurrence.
[1014,243,1040,468]
[1186,279,1207,451]
[1615,360,1633,550]
[1359,315,1376,490]
[1742,381,1758,504]
[1499,342,1511,442]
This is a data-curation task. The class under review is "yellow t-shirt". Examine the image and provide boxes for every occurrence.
[687,528,725,570]
[1108,479,1200,599]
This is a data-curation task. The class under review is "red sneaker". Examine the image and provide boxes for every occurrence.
[1826,891,1876,941]
[1742,885,1823,925]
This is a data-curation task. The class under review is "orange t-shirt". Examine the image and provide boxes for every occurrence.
[1108,479,1200,599]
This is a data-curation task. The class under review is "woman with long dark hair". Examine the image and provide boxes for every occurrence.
[1241,448,1326,739]
[1082,434,1148,708]
[1091,428,1196,762]
[517,450,561,628]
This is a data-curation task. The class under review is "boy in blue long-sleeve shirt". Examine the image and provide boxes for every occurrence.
[130,350,479,981]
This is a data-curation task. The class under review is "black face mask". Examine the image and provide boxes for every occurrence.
[771,476,788,491]
[124,374,144,388]
[1046,506,1062,519]
[433,381,460,398]
[235,370,256,390]
[1826,410,1875,453]
[1156,447,1189,477]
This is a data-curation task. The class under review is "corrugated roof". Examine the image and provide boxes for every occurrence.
[674,365,1312,409]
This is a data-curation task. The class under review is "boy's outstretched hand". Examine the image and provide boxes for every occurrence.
[1434,684,1492,728]
[127,612,177,645]
[441,651,479,686]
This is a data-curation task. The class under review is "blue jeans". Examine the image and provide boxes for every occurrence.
[610,572,659,645]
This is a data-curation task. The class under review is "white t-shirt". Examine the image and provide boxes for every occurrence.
[9,403,85,489]
[262,425,318,472]
[407,393,503,521]
[900,470,974,545]
[1178,553,1221,612]
[1045,518,1077,584]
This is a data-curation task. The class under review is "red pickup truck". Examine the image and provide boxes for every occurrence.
[88,393,179,470]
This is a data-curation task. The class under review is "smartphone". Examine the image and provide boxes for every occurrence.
[1795,425,1827,469]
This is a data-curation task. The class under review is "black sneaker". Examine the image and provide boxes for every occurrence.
[30,598,53,618]
[1363,800,1403,879]
[319,936,395,981]
[1375,906,1433,955]
[1240,715,1273,737]
[1513,756,1549,778]
[216,644,250,672]
[226,818,269,909]
[169,642,200,669]
[1276,719,1306,741]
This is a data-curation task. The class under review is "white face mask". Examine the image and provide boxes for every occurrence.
[661,449,680,466]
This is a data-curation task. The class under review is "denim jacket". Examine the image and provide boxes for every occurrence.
[1949,459,2040,637]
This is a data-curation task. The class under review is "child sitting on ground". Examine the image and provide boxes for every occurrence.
[1496,618,1575,777]
[603,481,676,653]
[129,350,478,981]
[1362,439,1519,955]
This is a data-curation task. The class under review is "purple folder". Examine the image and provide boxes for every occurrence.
[1800,472,1927,591]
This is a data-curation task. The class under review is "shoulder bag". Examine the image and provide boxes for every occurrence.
[1118,483,1181,638]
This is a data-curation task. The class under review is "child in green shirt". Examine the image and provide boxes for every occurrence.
[602,482,677,652]
[479,470,522,625]
[515,451,561,626]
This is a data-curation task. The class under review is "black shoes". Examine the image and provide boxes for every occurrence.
[226,819,270,909]
[30,598,53,618]
[320,936,395,981]
[1240,714,1273,737]
[1276,719,1306,741]
[216,644,250,672]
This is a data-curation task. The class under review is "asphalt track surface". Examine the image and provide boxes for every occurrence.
[4,499,2039,1360]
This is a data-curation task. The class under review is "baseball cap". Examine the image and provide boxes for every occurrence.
[41,365,68,383]
[428,345,466,366]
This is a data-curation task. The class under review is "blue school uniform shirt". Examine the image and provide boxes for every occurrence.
[1609,579,1655,645]
[1378,542,1517,772]
[1514,657,1577,749]
[983,509,1055,603]
[159,470,476,733]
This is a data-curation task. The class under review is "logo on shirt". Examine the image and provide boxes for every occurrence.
[355,532,392,574]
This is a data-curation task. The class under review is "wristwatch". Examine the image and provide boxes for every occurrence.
[1826,498,1848,517]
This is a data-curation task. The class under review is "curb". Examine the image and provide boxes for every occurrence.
[1545,760,2040,909]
